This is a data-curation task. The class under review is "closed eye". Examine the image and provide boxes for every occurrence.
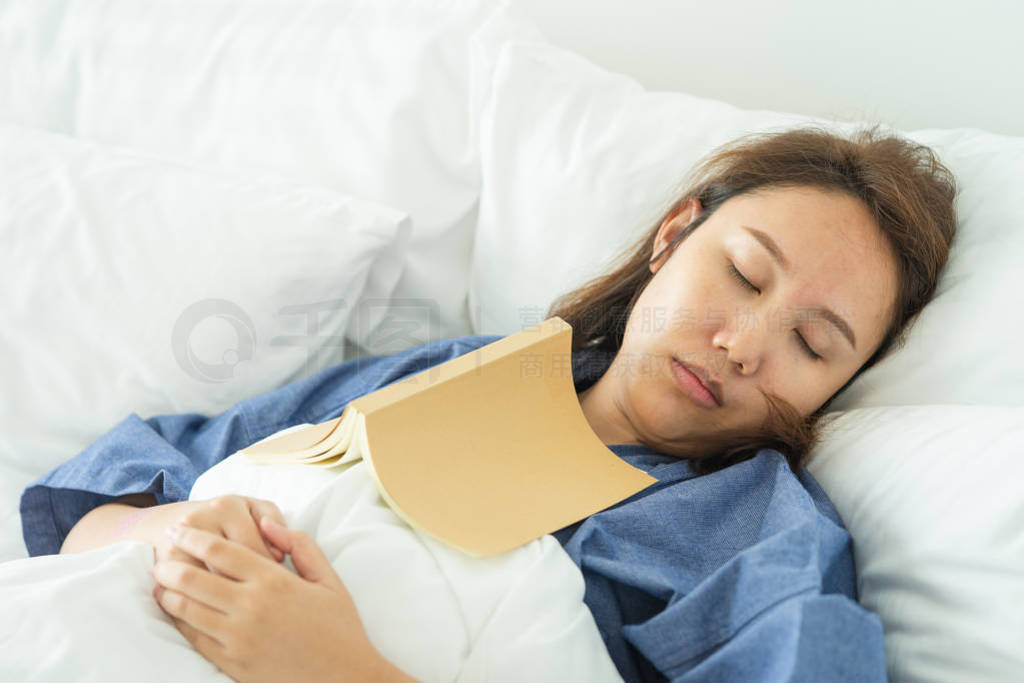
[727,262,823,362]
[728,262,759,294]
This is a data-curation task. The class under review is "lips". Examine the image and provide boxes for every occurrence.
[673,358,723,407]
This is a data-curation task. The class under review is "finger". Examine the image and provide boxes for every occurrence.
[170,616,246,683]
[247,499,288,561]
[152,557,238,614]
[221,504,280,563]
[257,516,292,552]
[169,614,229,664]
[259,518,346,591]
[258,518,298,570]
[166,524,276,581]
[248,498,286,526]
[161,535,222,577]
[152,578,230,641]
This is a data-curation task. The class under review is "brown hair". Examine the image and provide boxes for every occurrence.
[547,123,959,474]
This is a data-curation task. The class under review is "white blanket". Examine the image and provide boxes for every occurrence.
[0,427,623,682]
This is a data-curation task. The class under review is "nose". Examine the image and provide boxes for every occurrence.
[713,322,762,375]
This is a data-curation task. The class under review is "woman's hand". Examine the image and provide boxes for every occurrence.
[145,496,289,580]
[151,518,415,683]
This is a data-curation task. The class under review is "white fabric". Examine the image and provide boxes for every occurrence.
[0,122,409,560]
[468,37,1024,682]
[0,0,541,353]
[0,426,623,683]
[806,406,1024,682]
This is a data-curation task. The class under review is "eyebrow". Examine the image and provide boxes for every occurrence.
[741,225,858,351]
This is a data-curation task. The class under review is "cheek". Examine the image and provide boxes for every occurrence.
[625,275,688,338]
[657,263,721,321]
[778,368,849,418]
[748,367,823,420]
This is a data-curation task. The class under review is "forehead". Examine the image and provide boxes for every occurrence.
[716,186,874,243]
[711,186,898,345]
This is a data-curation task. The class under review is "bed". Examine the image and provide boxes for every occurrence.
[1,0,1022,680]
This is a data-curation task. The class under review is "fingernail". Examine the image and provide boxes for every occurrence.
[163,524,181,541]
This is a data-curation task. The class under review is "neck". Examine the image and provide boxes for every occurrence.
[577,382,642,447]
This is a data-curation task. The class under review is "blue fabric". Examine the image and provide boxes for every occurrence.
[20,334,887,682]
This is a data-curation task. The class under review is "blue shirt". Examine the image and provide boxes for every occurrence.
[20,334,887,682]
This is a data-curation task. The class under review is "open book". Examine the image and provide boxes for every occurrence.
[238,316,657,557]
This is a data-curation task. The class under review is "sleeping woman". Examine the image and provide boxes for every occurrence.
[21,124,958,682]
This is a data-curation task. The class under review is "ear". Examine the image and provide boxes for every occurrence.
[649,197,703,274]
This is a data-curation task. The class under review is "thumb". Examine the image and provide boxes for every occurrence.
[259,517,344,590]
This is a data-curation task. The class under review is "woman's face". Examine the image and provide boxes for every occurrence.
[579,185,899,452]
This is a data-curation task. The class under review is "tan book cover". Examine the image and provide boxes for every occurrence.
[238,316,657,557]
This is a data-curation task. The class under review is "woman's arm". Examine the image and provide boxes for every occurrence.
[58,496,173,555]
[59,494,289,571]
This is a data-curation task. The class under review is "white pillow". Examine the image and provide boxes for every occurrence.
[470,39,1024,408]
[806,406,1024,682]
[0,0,543,353]
[0,121,409,496]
